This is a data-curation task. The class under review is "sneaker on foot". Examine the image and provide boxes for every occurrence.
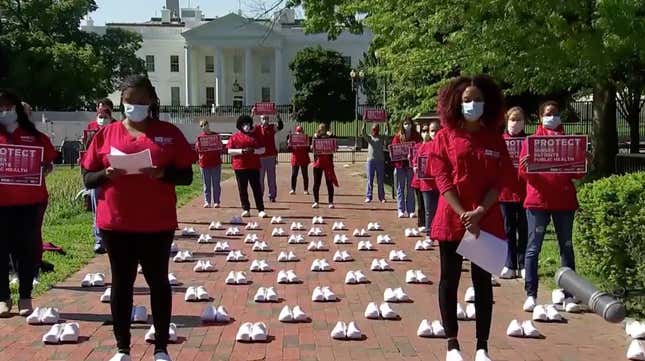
[258,211,267,218]
[289,190,295,195]
[0,300,12,317]
[446,349,464,361]
[109,352,132,361]
[364,198,371,203]
[474,349,492,361]
[328,204,335,209]
[523,296,537,312]
[499,267,516,279]
[18,298,32,317]
[241,210,251,217]
[203,202,211,208]
[312,202,319,208]
[304,191,310,195]
[398,211,406,218]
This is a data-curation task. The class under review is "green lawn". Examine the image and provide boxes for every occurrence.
[11,164,231,300]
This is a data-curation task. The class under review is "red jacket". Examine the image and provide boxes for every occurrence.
[195,131,223,168]
[289,134,310,166]
[498,131,527,203]
[391,132,422,168]
[428,127,514,242]
[519,125,584,211]
[255,124,278,157]
[411,142,436,191]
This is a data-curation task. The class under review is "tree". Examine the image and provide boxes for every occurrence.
[0,0,145,107]
[289,46,354,123]
[288,0,645,175]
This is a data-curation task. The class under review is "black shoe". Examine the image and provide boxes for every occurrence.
[94,244,107,254]
[269,198,276,203]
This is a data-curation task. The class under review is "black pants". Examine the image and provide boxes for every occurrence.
[415,189,426,228]
[438,241,493,343]
[290,165,309,192]
[312,167,334,204]
[0,205,40,300]
[500,202,528,270]
[234,169,264,212]
[102,230,173,354]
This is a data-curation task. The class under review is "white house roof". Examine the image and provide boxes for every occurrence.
[182,13,284,48]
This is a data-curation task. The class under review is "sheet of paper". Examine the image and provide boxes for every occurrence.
[457,230,508,276]
[107,148,152,174]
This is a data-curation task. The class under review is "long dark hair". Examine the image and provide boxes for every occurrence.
[119,75,160,120]
[0,89,37,135]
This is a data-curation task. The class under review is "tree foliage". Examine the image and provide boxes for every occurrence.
[0,0,145,107]
[289,46,355,123]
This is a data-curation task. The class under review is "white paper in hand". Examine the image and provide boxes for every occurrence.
[457,230,507,276]
[107,147,153,174]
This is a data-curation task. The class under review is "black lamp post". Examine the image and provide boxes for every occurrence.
[350,69,364,150]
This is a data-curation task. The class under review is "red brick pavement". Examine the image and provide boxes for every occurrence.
[0,163,629,361]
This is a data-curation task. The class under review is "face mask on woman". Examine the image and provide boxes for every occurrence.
[542,115,561,129]
[123,103,149,123]
[0,108,18,127]
[507,120,525,136]
[421,131,431,141]
[242,124,253,133]
[462,101,485,122]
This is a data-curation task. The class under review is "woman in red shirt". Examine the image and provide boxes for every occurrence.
[287,125,310,195]
[429,75,513,361]
[0,90,58,317]
[311,123,338,208]
[195,120,223,208]
[391,115,422,218]
[81,76,195,361]
[411,120,441,234]
[227,114,267,218]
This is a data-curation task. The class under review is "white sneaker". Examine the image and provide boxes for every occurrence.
[287,251,298,262]
[332,222,346,230]
[236,322,253,341]
[154,351,172,361]
[446,349,464,361]
[311,259,321,272]
[431,320,445,336]
[42,323,64,344]
[627,339,645,361]
[340,250,352,261]
[286,270,299,283]
[398,211,406,218]
[500,267,516,279]
[215,306,230,323]
[563,297,582,313]
[197,234,213,244]
[354,270,367,283]
[251,322,268,341]
[378,259,391,270]
[170,242,178,253]
[108,352,132,361]
[241,210,251,217]
[200,305,217,323]
[328,204,335,209]
[184,286,198,301]
[288,234,305,244]
[312,287,324,301]
[333,251,344,262]
[415,270,428,283]
[388,249,399,261]
[345,271,357,284]
[279,305,293,322]
[417,319,433,337]
[322,286,336,301]
[474,349,491,361]
[225,271,237,284]
[277,270,288,283]
[277,252,288,262]
[523,296,537,312]
[289,190,296,195]
[464,286,475,303]
[26,307,43,325]
[235,271,248,284]
[198,260,215,272]
[465,303,476,319]
[506,319,523,337]
[331,321,347,339]
[456,303,467,320]
[405,270,418,283]
[245,222,259,230]
[370,259,381,271]
[168,273,179,286]
[364,302,380,319]
[346,321,362,339]
[38,307,59,325]
[312,202,319,208]
[270,216,282,224]
[521,320,542,338]
[520,269,526,279]
[545,304,563,321]
[552,289,566,304]
[334,234,349,244]
[258,211,267,218]
[265,287,278,302]
[292,305,307,321]
[379,303,398,319]
[383,288,397,302]
[254,287,267,302]
[409,212,416,218]
[209,221,223,230]
[394,287,409,302]
[376,234,392,244]
[626,320,645,339]
[251,242,266,253]
[196,286,209,300]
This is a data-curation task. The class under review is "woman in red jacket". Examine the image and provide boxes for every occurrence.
[519,101,584,313]
[411,120,440,232]
[391,115,422,218]
[287,125,310,195]
[429,75,513,361]
[195,120,223,208]
[499,107,529,279]
[0,90,58,317]
[311,123,338,208]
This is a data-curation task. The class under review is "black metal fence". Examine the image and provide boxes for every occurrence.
[615,154,645,174]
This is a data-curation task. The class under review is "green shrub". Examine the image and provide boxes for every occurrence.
[574,172,645,317]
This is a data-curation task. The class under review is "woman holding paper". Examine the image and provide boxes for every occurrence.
[311,123,338,209]
[195,120,223,208]
[227,114,267,218]
[429,75,513,361]
[411,120,441,234]
[81,75,195,361]
[519,101,584,313]
[287,125,310,195]
[0,90,58,318]
[391,115,422,218]
[361,122,388,203]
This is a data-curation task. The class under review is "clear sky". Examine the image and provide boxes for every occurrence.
[90,0,296,25]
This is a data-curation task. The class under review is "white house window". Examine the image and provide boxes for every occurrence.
[170,55,179,72]
[145,55,155,72]
[261,56,271,74]
[261,87,271,102]
[343,56,352,67]
[206,87,215,106]
[205,56,214,73]
[171,86,180,106]
[233,54,242,73]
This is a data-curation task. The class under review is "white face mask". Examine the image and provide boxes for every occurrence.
[542,115,561,129]
[96,117,108,126]
[260,117,268,125]
[0,108,18,128]
[242,124,252,133]
[462,101,485,122]
[123,103,149,123]
[507,120,525,136]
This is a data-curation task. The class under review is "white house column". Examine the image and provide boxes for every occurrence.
[215,48,225,106]
[274,46,284,104]
[244,47,254,105]
[184,45,192,106]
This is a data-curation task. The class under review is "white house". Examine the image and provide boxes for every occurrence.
[82,3,372,107]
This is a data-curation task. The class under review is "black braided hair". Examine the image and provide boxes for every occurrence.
[119,75,160,120]
[0,89,37,135]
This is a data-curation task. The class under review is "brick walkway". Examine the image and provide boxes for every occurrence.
[0,163,628,361]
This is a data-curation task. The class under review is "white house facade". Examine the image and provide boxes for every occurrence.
[82,5,372,107]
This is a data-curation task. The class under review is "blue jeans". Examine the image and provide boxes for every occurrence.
[524,209,576,297]
[365,159,385,201]
[201,165,222,204]
[260,156,277,200]
[500,202,528,270]
[394,167,415,214]
[90,188,103,248]
[421,190,439,234]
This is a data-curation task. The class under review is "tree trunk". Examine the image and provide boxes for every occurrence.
[628,114,641,154]
[591,81,618,176]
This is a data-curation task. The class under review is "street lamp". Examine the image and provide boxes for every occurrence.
[350,69,364,150]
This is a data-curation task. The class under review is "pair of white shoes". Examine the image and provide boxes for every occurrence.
[388,250,409,261]
[184,286,209,301]
[131,305,148,323]
[197,234,213,243]
[279,305,308,322]
[311,259,331,271]
[376,234,392,244]
[417,319,446,337]
[626,319,645,339]
[236,322,268,342]
[446,349,491,361]
[367,222,381,231]
[353,228,368,237]
[81,273,105,287]
[241,210,267,218]
[168,273,180,286]
[308,240,328,251]
[226,250,247,262]
[277,270,300,283]
[250,259,271,272]
[308,227,323,236]
[173,250,194,262]
[200,305,230,323]
[331,321,363,340]
[405,270,429,284]
[209,221,224,230]
[270,216,283,224]
[245,222,259,230]
[252,241,270,252]
[552,290,583,313]
[383,287,410,302]
[332,221,346,230]
[414,239,433,250]
[404,228,420,237]
[464,287,475,303]
[345,270,368,284]
[290,222,304,231]
[506,319,542,338]
[524,295,581,313]
[226,227,241,236]
[42,322,80,344]
[27,307,59,325]
[628,339,645,360]
[225,271,248,284]
[370,259,391,271]
[532,304,564,322]
[213,241,231,252]
[357,240,374,251]
[364,302,398,319]
[193,260,215,272]
[500,267,525,279]
[334,234,350,244]
[144,323,178,343]
[312,216,324,224]
[277,251,299,262]
[288,234,306,244]
[181,227,198,236]
[254,287,279,302]
[244,234,260,243]
[457,303,476,320]
[272,227,286,236]
[333,250,353,262]
[312,286,337,301]
[101,287,112,302]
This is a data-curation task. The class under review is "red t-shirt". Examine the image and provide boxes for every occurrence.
[81,121,195,233]
[227,131,261,170]
[411,141,436,192]
[195,131,223,168]
[0,127,58,207]
[255,125,278,157]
